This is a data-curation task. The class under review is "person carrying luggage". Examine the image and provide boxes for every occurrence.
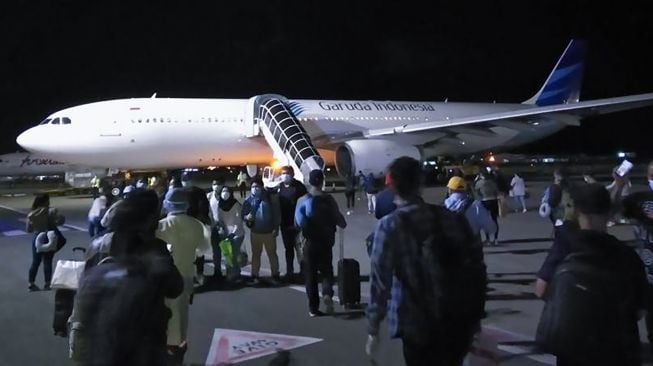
[535,183,645,366]
[69,190,184,366]
[295,169,347,317]
[366,157,486,366]
[26,193,65,291]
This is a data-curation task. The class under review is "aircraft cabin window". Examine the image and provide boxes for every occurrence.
[51,118,61,125]
[62,117,71,124]
[39,118,52,125]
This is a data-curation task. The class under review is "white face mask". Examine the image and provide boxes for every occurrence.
[221,191,231,200]
[212,184,221,192]
[251,187,261,197]
[281,174,291,184]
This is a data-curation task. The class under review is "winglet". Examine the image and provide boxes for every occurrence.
[523,40,586,106]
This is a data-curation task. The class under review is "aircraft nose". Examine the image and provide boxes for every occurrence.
[16,128,40,152]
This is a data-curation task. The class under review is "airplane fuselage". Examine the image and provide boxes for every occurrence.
[16,97,563,170]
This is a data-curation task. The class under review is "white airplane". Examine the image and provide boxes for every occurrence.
[0,152,107,186]
[16,40,653,183]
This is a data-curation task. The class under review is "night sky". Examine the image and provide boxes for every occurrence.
[2,2,652,156]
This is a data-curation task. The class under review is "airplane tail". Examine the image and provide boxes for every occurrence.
[523,39,586,106]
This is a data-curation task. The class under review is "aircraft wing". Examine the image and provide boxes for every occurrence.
[364,92,653,137]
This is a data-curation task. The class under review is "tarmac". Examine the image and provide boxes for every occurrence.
[0,181,650,366]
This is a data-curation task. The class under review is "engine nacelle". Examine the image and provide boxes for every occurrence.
[335,140,422,178]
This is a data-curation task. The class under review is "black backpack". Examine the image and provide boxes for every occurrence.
[304,194,338,240]
[73,257,168,365]
[394,203,486,343]
[536,251,638,360]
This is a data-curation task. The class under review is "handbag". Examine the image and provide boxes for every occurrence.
[219,239,235,267]
[54,227,67,251]
[51,259,85,290]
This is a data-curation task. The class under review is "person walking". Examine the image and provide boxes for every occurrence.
[87,186,109,237]
[366,157,486,365]
[69,190,184,366]
[344,173,356,215]
[295,170,346,316]
[26,193,64,291]
[364,173,379,214]
[277,166,307,282]
[242,178,282,284]
[474,171,500,245]
[237,170,249,198]
[156,188,211,360]
[445,176,497,241]
[536,184,645,366]
[510,172,527,213]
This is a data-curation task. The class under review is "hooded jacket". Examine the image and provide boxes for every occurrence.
[444,192,497,237]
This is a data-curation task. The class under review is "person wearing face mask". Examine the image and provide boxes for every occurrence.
[207,178,226,223]
[206,178,226,279]
[156,188,211,358]
[242,178,282,285]
[215,186,245,282]
[276,166,307,282]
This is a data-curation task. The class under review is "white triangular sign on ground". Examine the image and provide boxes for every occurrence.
[205,328,322,365]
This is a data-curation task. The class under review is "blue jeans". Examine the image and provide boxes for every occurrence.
[28,234,54,284]
[88,216,104,237]
[513,195,526,210]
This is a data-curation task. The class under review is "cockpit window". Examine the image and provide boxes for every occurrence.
[39,118,52,125]
[51,118,61,125]
[62,117,71,124]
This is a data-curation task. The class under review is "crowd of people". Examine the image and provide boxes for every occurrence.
[23,158,653,365]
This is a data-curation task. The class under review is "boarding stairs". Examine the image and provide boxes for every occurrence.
[254,95,324,184]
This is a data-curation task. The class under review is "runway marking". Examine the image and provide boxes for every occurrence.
[0,204,86,232]
[2,229,27,237]
[205,328,321,365]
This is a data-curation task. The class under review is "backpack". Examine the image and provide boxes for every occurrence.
[394,203,486,343]
[304,194,338,240]
[536,251,636,360]
[554,189,576,222]
[71,256,167,365]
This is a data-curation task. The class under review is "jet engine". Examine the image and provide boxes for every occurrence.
[335,140,422,178]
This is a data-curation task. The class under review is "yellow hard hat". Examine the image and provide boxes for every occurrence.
[447,176,467,191]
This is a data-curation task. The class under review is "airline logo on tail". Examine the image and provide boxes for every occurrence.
[524,39,586,106]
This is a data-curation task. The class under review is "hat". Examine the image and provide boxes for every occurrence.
[447,176,467,191]
[163,188,189,213]
[308,169,324,187]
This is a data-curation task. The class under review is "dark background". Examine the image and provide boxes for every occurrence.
[1,2,651,156]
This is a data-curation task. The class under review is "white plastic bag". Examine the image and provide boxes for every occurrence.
[51,260,85,290]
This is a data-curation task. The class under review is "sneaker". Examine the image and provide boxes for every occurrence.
[492,240,499,246]
[309,310,325,317]
[28,283,40,292]
[323,295,334,314]
[43,284,52,291]
[522,209,527,213]
[247,276,260,286]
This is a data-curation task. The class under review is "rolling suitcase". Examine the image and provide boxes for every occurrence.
[337,228,361,308]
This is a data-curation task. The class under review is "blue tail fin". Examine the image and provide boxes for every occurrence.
[523,40,586,106]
